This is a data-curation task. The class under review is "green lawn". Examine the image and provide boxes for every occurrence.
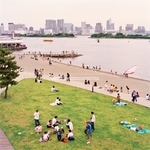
[0,78,150,150]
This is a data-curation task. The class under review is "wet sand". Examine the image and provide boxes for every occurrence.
[14,54,150,98]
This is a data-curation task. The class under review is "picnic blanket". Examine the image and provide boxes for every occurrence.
[114,102,128,106]
[120,121,150,134]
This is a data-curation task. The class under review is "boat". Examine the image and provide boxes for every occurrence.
[43,39,53,42]
[0,38,27,51]
[123,65,137,77]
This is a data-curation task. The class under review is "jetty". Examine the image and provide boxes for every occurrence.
[39,51,82,58]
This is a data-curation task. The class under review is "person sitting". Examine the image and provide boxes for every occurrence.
[47,120,52,128]
[53,124,60,134]
[39,131,51,142]
[146,94,150,100]
[37,79,42,83]
[67,130,75,140]
[35,123,43,134]
[55,97,63,105]
[51,86,59,92]
[57,129,62,141]
[61,134,69,143]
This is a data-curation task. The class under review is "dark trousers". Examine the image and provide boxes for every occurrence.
[34,119,40,126]
[91,122,95,131]
[57,135,62,141]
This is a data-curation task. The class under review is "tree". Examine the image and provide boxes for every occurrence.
[0,47,20,98]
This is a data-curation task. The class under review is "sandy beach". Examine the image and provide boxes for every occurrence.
[14,54,150,99]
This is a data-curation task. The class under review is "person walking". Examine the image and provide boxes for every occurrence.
[131,90,137,102]
[90,112,96,131]
[34,109,40,127]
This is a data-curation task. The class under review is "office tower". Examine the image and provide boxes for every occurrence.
[8,23,15,33]
[106,18,114,30]
[81,22,86,30]
[125,24,133,31]
[95,23,103,33]
[0,23,4,34]
[45,20,57,33]
[135,26,145,33]
[57,19,64,33]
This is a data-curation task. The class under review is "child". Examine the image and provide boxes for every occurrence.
[57,129,62,141]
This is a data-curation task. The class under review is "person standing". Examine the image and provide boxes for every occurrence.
[90,112,96,131]
[116,93,121,103]
[85,121,92,144]
[131,90,137,102]
[34,110,40,127]
[66,73,70,81]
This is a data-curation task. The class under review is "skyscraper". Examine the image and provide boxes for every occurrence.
[125,24,133,31]
[45,20,57,33]
[57,19,64,33]
[106,18,114,30]
[8,23,15,33]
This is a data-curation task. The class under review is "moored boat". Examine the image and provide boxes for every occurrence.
[43,39,53,42]
[0,38,27,51]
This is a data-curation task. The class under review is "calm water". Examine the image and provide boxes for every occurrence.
[14,36,150,81]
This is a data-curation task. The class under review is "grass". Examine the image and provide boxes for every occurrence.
[0,78,150,150]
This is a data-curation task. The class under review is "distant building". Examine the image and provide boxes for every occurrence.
[0,23,4,34]
[135,26,145,33]
[64,23,73,33]
[125,24,133,31]
[74,27,81,35]
[8,23,15,34]
[45,20,57,33]
[57,19,64,33]
[106,18,114,30]
[119,26,122,33]
[95,23,103,33]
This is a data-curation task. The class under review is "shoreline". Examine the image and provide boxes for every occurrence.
[13,54,150,98]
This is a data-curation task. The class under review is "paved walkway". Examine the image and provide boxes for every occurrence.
[0,129,14,150]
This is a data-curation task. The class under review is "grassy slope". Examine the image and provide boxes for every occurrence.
[0,78,150,150]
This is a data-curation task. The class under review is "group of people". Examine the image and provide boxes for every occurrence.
[33,109,96,144]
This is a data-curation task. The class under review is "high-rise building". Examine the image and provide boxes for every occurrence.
[95,23,103,33]
[106,18,114,30]
[125,24,133,31]
[0,23,4,34]
[8,23,15,33]
[57,19,64,33]
[45,20,57,33]
[81,22,86,30]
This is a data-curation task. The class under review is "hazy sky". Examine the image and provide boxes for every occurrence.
[0,0,150,30]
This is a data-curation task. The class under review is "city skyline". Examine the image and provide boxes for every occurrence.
[0,0,150,30]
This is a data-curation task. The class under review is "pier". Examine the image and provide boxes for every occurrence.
[39,51,82,58]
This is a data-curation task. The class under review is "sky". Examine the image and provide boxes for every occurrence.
[0,0,150,30]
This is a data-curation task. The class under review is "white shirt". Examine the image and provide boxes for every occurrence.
[146,95,149,100]
[54,126,59,132]
[34,112,39,120]
[67,121,73,130]
[43,133,49,141]
[52,118,56,126]
[55,98,60,104]
[68,132,74,138]
[91,114,96,123]
[51,87,56,92]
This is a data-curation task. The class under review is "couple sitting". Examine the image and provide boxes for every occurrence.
[50,97,63,106]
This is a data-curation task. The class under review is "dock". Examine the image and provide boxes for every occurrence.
[39,51,82,58]
[0,129,14,150]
